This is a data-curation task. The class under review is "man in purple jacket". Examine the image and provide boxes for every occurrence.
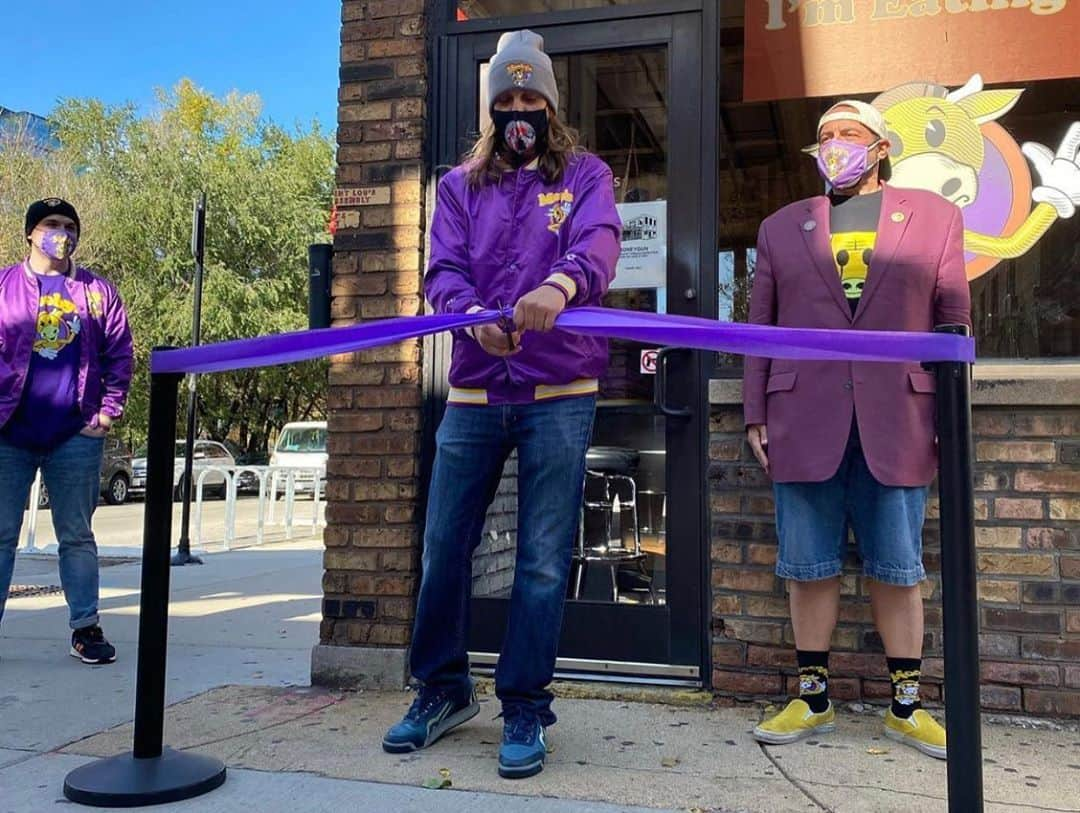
[382,30,621,779]
[743,102,970,759]
[0,198,133,664]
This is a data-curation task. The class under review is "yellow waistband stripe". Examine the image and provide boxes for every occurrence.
[447,378,598,405]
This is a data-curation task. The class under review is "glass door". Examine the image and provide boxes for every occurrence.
[432,12,707,679]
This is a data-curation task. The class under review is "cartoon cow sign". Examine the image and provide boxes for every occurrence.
[872,74,1080,280]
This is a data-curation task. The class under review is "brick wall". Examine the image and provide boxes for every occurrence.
[320,0,429,660]
[709,401,1080,717]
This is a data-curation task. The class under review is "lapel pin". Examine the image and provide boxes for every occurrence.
[803,220,817,232]
[891,211,906,223]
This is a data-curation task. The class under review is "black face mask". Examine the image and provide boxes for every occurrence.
[492,108,549,166]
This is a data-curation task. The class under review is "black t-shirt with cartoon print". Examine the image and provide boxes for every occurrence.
[829,190,882,315]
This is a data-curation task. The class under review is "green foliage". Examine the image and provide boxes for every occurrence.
[1,80,334,454]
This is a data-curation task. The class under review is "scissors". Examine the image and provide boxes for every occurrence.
[495,299,517,352]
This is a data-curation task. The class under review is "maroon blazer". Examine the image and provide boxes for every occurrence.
[742,184,971,487]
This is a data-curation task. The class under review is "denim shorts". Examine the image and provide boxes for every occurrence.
[773,425,928,586]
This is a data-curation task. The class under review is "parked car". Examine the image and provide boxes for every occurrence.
[27,436,133,509]
[129,439,236,501]
[270,421,327,494]
[234,450,270,494]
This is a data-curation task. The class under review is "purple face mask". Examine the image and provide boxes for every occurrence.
[815,138,880,190]
[38,228,78,261]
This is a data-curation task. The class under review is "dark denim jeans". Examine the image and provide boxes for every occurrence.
[410,396,595,726]
[0,433,105,630]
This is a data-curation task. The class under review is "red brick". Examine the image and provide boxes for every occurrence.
[973,411,1013,436]
[710,494,740,514]
[828,677,861,701]
[993,498,1045,520]
[1021,638,1080,661]
[380,597,415,622]
[324,502,381,525]
[746,544,777,566]
[327,457,382,479]
[398,15,423,36]
[975,527,1023,549]
[353,388,421,409]
[977,579,1019,603]
[980,684,1023,711]
[862,679,893,699]
[980,660,1061,687]
[379,549,418,572]
[977,552,1055,576]
[1015,469,1080,493]
[1011,413,1080,436]
[712,594,741,615]
[366,38,424,58]
[1024,689,1080,716]
[712,640,746,666]
[1065,666,1080,688]
[1050,498,1080,521]
[1067,609,1080,634]
[712,670,783,696]
[743,596,790,618]
[341,19,396,40]
[977,441,1057,463]
[745,645,796,669]
[979,633,1020,658]
[710,543,742,564]
[368,0,422,17]
[982,608,1060,634]
[1063,556,1080,579]
[1027,527,1077,550]
[712,569,776,593]
[354,527,416,548]
[709,439,742,461]
[723,619,784,645]
[830,651,887,676]
[338,142,393,163]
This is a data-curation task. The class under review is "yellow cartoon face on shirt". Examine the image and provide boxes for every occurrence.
[830,231,875,300]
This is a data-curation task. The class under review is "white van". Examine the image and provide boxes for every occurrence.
[270,421,328,494]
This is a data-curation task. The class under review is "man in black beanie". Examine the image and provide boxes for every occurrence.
[0,198,133,665]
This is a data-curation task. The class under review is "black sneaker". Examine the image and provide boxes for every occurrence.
[70,625,116,664]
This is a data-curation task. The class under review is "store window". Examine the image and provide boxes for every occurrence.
[717,1,1080,364]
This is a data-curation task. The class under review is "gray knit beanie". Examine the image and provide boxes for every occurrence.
[488,30,559,114]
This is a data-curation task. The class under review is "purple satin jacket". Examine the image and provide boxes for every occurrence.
[424,153,621,405]
[0,261,134,433]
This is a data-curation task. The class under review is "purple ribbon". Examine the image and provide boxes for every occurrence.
[151,306,973,375]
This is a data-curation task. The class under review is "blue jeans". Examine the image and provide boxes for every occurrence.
[410,396,595,726]
[0,433,105,629]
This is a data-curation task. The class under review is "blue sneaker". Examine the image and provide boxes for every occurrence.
[382,684,479,753]
[498,711,547,779]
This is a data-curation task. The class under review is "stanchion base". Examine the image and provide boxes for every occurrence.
[170,550,204,566]
[63,747,226,807]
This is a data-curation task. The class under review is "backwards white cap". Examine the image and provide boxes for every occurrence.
[817,99,888,140]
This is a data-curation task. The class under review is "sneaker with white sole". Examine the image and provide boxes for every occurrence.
[382,684,479,753]
[752,698,836,745]
[884,708,947,760]
[70,625,116,664]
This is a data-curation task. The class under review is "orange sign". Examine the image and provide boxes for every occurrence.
[743,0,1080,102]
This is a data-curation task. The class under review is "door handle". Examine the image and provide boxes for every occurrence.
[653,347,692,419]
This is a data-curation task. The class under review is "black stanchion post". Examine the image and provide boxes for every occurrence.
[931,324,983,813]
[174,192,207,566]
[308,243,332,330]
[63,365,226,807]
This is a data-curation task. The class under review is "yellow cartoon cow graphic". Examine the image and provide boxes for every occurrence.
[872,74,1080,280]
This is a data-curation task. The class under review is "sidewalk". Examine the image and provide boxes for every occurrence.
[2,540,1078,813]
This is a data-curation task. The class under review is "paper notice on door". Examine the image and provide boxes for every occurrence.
[613,200,666,290]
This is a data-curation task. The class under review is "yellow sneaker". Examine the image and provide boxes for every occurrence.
[752,699,836,745]
[884,708,947,760]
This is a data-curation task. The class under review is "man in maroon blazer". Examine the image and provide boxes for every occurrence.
[743,100,971,759]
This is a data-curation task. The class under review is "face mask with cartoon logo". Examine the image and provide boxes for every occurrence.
[493,108,549,166]
[37,228,79,261]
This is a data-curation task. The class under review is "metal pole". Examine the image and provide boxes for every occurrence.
[931,324,983,813]
[63,364,226,805]
[174,192,207,567]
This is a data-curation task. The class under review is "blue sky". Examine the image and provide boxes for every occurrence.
[0,1,340,131]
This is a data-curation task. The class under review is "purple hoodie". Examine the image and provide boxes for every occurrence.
[425,152,621,405]
[0,261,133,447]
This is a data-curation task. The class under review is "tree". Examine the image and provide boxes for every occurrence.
[0,80,334,454]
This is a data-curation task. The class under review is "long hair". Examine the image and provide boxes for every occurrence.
[464,111,582,188]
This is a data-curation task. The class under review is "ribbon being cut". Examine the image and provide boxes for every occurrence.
[150,306,974,375]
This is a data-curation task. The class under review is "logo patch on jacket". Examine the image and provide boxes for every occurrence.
[87,291,105,318]
[537,190,574,234]
[506,62,533,87]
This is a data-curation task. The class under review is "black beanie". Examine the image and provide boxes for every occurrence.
[25,198,81,237]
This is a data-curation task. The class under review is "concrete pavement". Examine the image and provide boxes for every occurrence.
[2,537,1079,812]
